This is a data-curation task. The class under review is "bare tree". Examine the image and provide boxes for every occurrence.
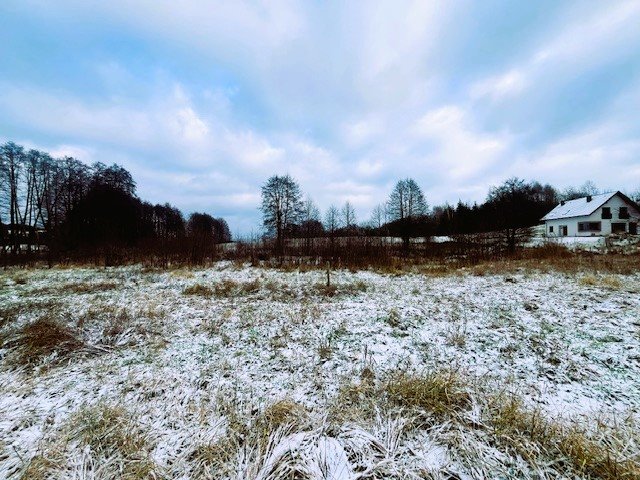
[261,174,304,254]
[341,201,356,230]
[387,178,428,250]
[324,204,340,249]
[561,181,600,201]
[370,203,387,230]
[301,196,322,253]
[0,142,25,254]
[387,178,428,221]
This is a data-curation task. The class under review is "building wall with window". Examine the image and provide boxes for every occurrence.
[544,194,640,237]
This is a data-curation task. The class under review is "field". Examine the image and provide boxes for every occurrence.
[1,263,639,479]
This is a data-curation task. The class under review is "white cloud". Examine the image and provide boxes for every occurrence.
[470,1,640,102]
[3,1,640,233]
[413,106,510,180]
[470,70,526,100]
[512,122,640,190]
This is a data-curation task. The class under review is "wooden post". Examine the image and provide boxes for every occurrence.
[326,261,331,287]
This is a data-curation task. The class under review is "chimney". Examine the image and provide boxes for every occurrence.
[560,200,565,206]
[587,195,592,202]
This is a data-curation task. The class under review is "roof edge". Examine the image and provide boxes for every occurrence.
[540,191,619,221]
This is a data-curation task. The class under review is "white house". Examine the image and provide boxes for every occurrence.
[541,191,639,237]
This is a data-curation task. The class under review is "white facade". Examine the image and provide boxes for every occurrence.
[542,192,640,237]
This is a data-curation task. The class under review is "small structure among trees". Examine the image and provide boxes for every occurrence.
[542,191,640,237]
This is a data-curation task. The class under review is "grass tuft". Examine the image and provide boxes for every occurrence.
[69,404,157,479]
[488,395,640,480]
[183,283,214,297]
[259,399,308,433]
[19,454,61,480]
[385,370,471,419]
[7,317,85,365]
[60,281,118,294]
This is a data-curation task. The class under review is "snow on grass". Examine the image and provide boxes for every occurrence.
[1,263,639,478]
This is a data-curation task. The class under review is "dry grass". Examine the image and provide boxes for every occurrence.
[69,404,157,479]
[19,452,65,480]
[317,338,333,360]
[189,438,236,478]
[240,278,261,294]
[0,304,22,329]
[579,274,623,290]
[259,400,308,433]
[384,370,471,419]
[101,309,134,344]
[334,368,640,478]
[190,398,308,478]
[6,316,85,366]
[488,395,640,480]
[384,308,401,328]
[168,268,196,279]
[183,283,215,297]
[315,283,338,297]
[59,281,119,294]
[213,279,240,297]
[600,276,623,290]
[12,275,28,285]
[445,326,467,348]
[315,280,368,297]
[28,280,119,296]
[410,252,640,278]
[184,279,263,298]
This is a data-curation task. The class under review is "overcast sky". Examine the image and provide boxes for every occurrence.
[1,1,640,235]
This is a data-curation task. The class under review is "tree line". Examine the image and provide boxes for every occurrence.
[260,174,637,259]
[0,141,230,266]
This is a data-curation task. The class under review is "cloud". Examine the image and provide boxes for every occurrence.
[470,70,527,100]
[413,106,510,181]
[470,1,640,104]
[512,122,640,190]
[1,1,640,233]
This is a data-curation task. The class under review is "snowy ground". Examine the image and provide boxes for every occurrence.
[1,263,639,479]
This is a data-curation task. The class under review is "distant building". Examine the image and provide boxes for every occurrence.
[541,192,639,237]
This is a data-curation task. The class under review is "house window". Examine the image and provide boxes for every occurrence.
[578,222,601,232]
[611,223,626,233]
[549,226,554,233]
[619,207,629,219]
[601,207,612,219]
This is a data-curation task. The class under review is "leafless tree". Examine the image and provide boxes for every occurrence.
[260,174,304,254]
[387,178,428,250]
[387,178,428,221]
[301,196,321,252]
[324,204,340,249]
[370,203,387,229]
[341,201,356,229]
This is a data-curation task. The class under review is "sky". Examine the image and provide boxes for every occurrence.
[1,1,640,235]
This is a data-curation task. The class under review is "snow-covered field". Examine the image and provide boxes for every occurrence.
[1,263,639,479]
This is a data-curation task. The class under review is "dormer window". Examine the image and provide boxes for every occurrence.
[602,207,612,219]
[619,207,629,219]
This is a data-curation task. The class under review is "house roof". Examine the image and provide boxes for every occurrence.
[541,192,618,221]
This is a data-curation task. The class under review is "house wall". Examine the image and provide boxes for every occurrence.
[544,195,640,237]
